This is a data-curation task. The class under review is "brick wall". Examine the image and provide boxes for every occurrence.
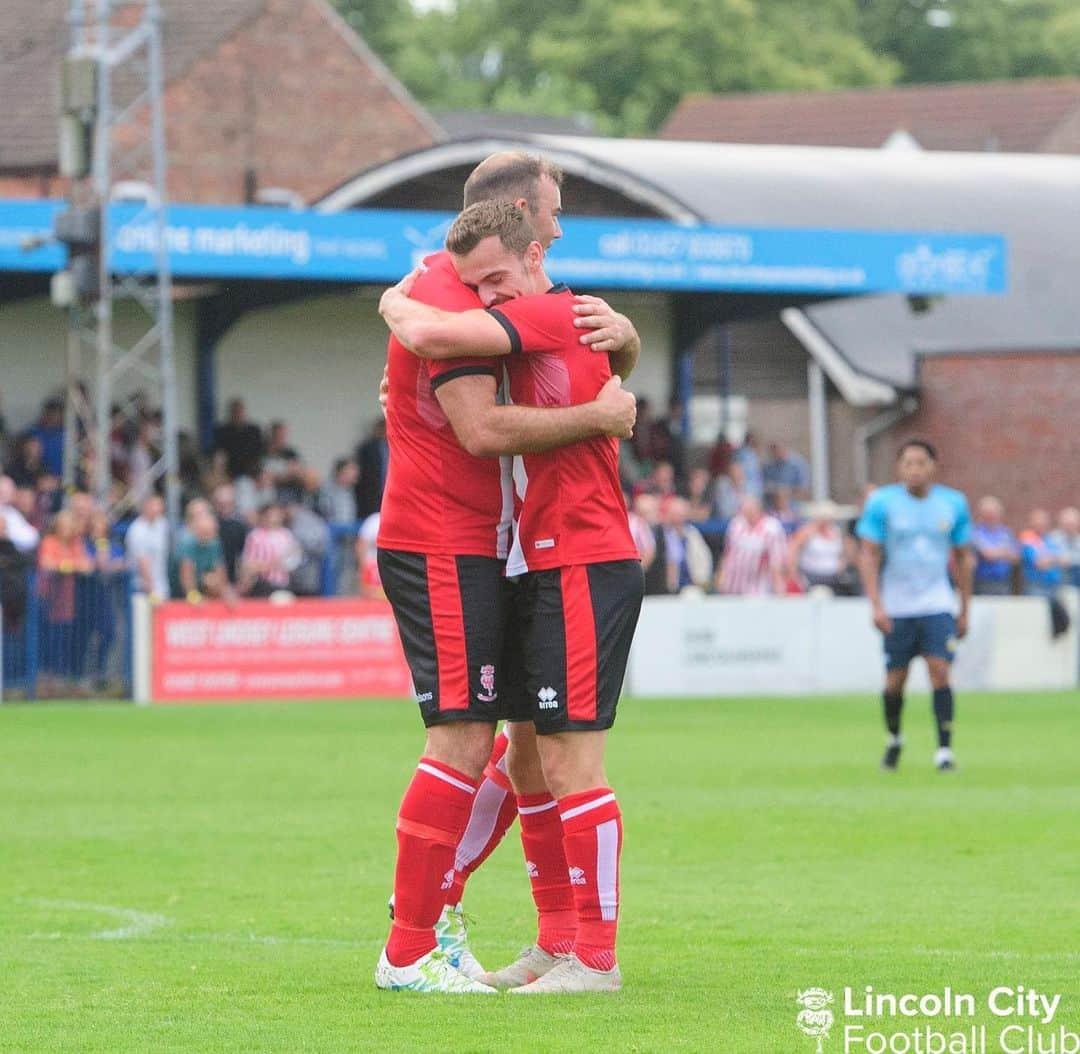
[154,0,436,204]
[877,352,1080,524]
[4,0,437,205]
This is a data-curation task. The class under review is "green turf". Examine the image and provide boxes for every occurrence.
[2,693,1079,1053]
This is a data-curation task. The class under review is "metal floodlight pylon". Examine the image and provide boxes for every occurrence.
[59,0,180,526]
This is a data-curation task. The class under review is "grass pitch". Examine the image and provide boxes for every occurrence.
[2,692,1078,1053]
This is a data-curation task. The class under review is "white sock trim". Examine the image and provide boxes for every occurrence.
[560,792,617,823]
[518,799,558,816]
[418,762,476,795]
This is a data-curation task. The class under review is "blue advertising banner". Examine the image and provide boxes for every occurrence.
[0,199,1007,295]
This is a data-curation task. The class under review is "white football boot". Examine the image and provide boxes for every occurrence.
[435,903,486,981]
[509,954,622,994]
[374,948,496,993]
[480,944,570,990]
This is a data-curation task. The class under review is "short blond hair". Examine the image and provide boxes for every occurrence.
[445,200,537,258]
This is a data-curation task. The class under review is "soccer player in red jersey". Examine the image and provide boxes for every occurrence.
[380,200,646,993]
[374,157,641,993]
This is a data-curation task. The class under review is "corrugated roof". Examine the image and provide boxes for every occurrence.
[323,134,1080,390]
[660,79,1080,155]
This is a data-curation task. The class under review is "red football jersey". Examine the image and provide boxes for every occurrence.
[488,286,639,574]
[377,251,512,558]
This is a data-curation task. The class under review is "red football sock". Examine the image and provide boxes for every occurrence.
[386,757,477,967]
[518,792,576,955]
[446,729,517,906]
[559,787,622,972]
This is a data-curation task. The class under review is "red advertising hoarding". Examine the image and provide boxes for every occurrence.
[151,598,412,702]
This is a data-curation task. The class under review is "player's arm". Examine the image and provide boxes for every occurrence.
[572,294,641,379]
[950,496,974,637]
[858,539,892,633]
[434,372,636,457]
[953,544,974,638]
[380,279,511,360]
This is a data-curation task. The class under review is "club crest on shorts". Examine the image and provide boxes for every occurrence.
[477,664,497,702]
[796,988,834,1053]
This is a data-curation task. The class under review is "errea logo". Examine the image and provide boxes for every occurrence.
[537,686,559,709]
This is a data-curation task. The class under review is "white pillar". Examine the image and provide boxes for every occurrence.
[131,593,153,705]
[808,359,830,501]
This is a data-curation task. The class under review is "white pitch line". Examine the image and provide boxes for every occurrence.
[17,898,171,940]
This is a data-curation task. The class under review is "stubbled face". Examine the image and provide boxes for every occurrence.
[523,174,563,249]
[898,447,935,491]
[453,236,546,308]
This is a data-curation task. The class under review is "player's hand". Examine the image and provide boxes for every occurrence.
[956,611,969,639]
[573,295,634,353]
[594,375,636,438]
[872,605,893,634]
[395,267,421,297]
[378,362,389,417]
[378,268,421,317]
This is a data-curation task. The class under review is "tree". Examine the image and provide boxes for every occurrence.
[377,0,896,134]
[332,0,414,63]
[857,0,1080,83]
[335,0,1080,135]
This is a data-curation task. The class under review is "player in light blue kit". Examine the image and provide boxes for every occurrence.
[857,440,973,772]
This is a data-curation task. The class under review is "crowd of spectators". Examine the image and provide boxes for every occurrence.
[0,393,396,693]
[2,391,1079,627]
[619,403,1080,602]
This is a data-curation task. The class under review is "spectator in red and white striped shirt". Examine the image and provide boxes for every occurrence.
[716,496,788,596]
[238,502,301,597]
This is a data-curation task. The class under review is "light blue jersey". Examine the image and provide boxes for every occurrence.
[857,483,972,618]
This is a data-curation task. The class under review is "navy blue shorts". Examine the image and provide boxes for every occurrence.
[884,613,957,670]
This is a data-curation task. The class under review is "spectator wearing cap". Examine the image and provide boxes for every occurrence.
[972,496,1019,596]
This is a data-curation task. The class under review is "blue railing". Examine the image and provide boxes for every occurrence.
[1,570,134,701]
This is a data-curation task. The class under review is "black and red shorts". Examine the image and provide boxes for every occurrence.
[514,559,644,735]
[378,549,528,727]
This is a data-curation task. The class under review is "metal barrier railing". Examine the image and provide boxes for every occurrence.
[1,570,133,701]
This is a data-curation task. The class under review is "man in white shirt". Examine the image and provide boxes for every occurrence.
[125,494,170,599]
[0,475,40,553]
